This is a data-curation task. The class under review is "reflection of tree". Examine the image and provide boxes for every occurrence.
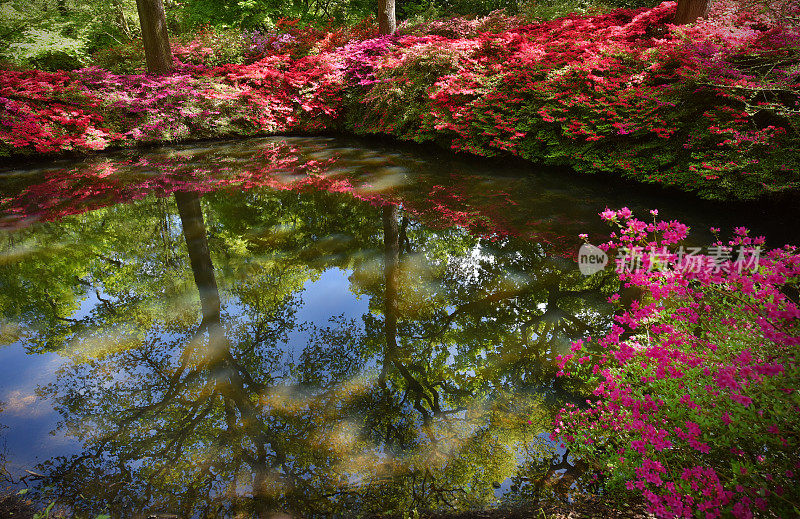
[342,203,617,513]
[381,205,400,386]
[38,191,331,517]
[379,204,448,433]
[0,184,619,517]
[174,191,290,517]
[0,198,200,354]
[175,192,221,326]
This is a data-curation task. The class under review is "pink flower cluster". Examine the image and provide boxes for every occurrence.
[554,208,800,518]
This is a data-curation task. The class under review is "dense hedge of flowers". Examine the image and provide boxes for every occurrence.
[554,208,800,518]
[2,1,799,200]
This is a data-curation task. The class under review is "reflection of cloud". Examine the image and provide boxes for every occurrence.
[2,390,42,416]
[352,169,408,195]
[0,244,38,264]
[39,428,78,449]
[0,242,69,265]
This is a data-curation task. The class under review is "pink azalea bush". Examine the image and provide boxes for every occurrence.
[1,1,799,200]
[554,208,800,518]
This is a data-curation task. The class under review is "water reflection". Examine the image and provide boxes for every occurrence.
[0,137,781,517]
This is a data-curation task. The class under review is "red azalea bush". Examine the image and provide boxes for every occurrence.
[554,208,800,518]
[387,2,800,199]
[0,69,125,152]
[1,1,799,200]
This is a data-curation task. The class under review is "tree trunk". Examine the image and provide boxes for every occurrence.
[135,0,173,74]
[378,0,396,35]
[673,0,708,24]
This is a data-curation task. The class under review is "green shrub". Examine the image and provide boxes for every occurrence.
[3,29,88,71]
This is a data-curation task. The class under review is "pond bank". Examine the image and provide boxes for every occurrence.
[2,1,798,202]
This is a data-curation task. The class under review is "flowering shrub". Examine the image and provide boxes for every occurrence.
[91,40,146,75]
[239,17,379,63]
[554,208,800,518]
[172,28,248,66]
[412,2,800,199]
[349,35,480,139]
[0,69,124,152]
[1,2,798,200]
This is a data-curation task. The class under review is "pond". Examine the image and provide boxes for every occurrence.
[0,136,795,518]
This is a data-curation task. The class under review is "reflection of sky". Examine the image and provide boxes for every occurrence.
[285,268,369,359]
[0,289,115,479]
[300,269,368,321]
[0,345,75,478]
[0,293,117,476]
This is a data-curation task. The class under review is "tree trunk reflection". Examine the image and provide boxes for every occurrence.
[175,192,221,329]
[175,191,276,518]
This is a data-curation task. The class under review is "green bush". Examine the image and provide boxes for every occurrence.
[517,0,660,21]
[3,29,89,70]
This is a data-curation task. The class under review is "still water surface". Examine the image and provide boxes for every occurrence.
[0,137,793,517]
